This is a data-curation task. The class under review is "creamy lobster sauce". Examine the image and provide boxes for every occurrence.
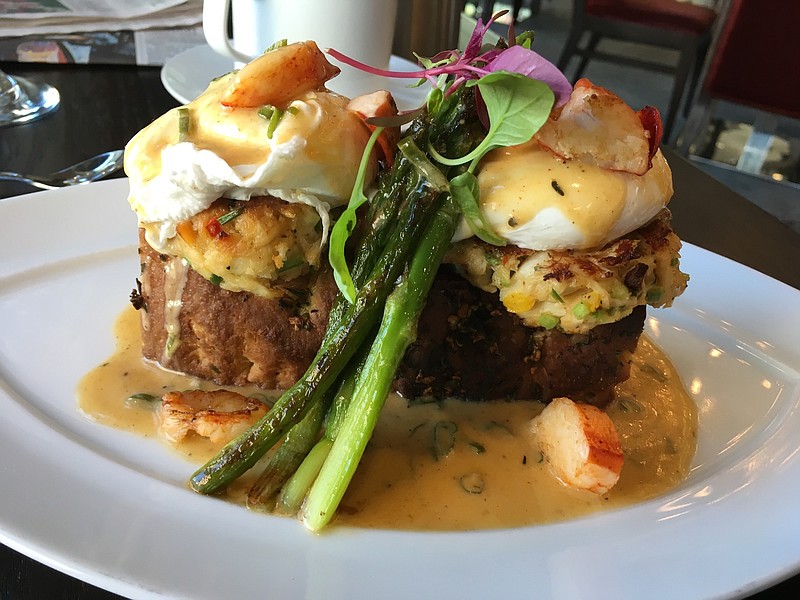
[78,306,697,530]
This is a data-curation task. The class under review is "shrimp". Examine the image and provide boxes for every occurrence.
[535,79,662,176]
[156,390,268,446]
[531,397,623,495]
[220,41,340,109]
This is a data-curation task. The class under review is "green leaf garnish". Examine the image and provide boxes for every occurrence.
[428,72,554,172]
[328,126,384,303]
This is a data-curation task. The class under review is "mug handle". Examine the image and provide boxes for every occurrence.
[203,0,254,64]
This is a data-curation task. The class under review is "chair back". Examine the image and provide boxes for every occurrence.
[703,0,800,120]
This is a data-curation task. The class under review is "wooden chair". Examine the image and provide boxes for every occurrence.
[556,0,717,143]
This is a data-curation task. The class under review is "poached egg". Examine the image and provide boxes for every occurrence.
[125,72,376,251]
[452,141,673,251]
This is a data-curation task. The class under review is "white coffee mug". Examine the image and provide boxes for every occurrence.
[203,0,398,82]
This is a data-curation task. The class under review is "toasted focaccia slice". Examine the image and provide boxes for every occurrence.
[531,397,624,494]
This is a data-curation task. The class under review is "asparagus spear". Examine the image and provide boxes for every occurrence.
[245,392,329,510]
[275,359,356,514]
[302,192,462,531]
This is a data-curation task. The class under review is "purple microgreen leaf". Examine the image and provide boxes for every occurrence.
[487,45,572,107]
[326,48,430,79]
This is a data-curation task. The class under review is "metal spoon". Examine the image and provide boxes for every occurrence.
[0,149,124,190]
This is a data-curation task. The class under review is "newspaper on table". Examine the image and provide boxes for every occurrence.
[0,0,205,65]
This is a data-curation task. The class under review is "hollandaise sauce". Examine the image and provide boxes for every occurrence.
[471,140,673,251]
[78,306,697,531]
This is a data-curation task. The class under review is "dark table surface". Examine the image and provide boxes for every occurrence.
[1,61,799,600]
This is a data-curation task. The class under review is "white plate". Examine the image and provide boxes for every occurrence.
[1,179,800,600]
[161,44,430,111]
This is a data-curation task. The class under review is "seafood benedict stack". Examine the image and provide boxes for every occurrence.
[122,25,690,530]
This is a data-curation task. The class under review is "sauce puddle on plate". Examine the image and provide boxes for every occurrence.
[78,306,697,530]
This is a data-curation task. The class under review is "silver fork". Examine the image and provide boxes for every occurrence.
[0,150,124,190]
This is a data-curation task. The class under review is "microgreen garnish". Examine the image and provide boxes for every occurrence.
[326,14,570,106]
[327,13,571,295]
[397,138,449,192]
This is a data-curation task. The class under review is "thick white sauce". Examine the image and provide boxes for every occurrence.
[78,306,697,530]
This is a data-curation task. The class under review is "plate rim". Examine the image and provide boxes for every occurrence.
[2,180,800,600]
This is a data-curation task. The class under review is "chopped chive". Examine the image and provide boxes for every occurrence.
[278,257,305,272]
[177,107,191,141]
[266,39,288,52]
[209,274,223,286]
[646,286,663,302]
[550,288,564,303]
[127,393,159,403]
[433,420,458,460]
[572,301,591,319]
[165,333,178,357]
[459,472,485,494]
[268,108,284,138]
[217,208,242,225]
[468,441,486,454]
[537,313,559,330]
[258,104,295,139]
